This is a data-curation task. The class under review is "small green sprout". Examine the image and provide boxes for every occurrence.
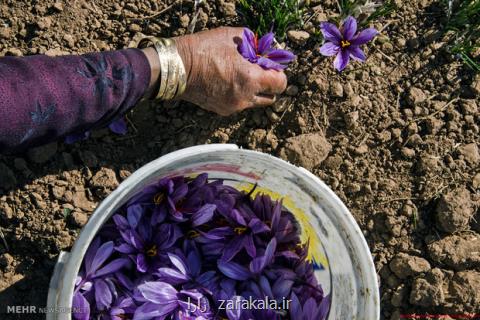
[237,0,305,39]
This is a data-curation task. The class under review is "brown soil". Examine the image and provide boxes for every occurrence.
[0,0,479,319]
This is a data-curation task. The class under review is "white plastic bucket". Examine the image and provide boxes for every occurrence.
[47,144,379,320]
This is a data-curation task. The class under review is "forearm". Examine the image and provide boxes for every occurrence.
[0,48,151,153]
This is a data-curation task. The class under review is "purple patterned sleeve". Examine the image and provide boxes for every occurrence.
[0,48,150,153]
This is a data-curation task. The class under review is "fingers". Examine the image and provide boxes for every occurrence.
[257,69,288,95]
[252,93,277,107]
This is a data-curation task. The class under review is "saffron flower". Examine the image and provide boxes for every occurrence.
[133,281,212,319]
[72,239,130,320]
[319,16,378,71]
[238,28,295,71]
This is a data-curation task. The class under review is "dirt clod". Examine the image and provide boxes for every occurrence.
[436,188,474,234]
[330,81,344,97]
[279,132,332,170]
[344,111,359,129]
[457,143,480,165]
[428,234,480,270]
[447,271,480,313]
[390,253,431,279]
[407,87,427,105]
[72,190,95,212]
[91,168,118,188]
[409,268,445,307]
[68,211,88,228]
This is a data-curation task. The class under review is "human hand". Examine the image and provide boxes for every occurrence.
[174,27,288,116]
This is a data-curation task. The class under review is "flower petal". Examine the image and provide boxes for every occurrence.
[244,234,256,258]
[168,252,188,275]
[319,42,340,57]
[318,295,331,320]
[218,260,251,281]
[108,118,128,135]
[187,249,201,277]
[127,204,143,228]
[226,296,243,320]
[230,209,247,226]
[136,254,148,273]
[249,238,277,274]
[272,278,294,298]
[259,275,273,297]
[171,182,188,202]
[192,203,216,227]
[155,223,182,250]
[248,218,270,234]
[266,49,297,64]
[257,57,285,71]
[115,272,134,290]
[258,32,274,55]
[341,16,357,41]
[94,258,129,278]
[222,236,245,261]
[349,46,366,62]
[84,237,101,275]
[201,227,232,240]
[133,301,177,320]
[94,279,112,311]
[334,50,350,72]
[350,28,378,46]
[72,292,90,320]
[238,28,257,61]
[155,267,190,285]
[113,214,129,230]
[138,281,178,304]
[320,22,342,44]
[90,241,114,273]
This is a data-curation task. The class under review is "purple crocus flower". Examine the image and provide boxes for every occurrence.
[217,238,277,280]
[133,281,211,320]
[65,118,127,144]
[113,214,182,273]
[319,16,378,71]
[73,238,130,320]
[290,292,330,320]
[106,295,136,320]
[155,250,217,295]
[238,28,296,70]
[108,118,128,135]
[201,205,271,262]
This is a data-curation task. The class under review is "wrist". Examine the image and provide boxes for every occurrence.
[141,47,161,99]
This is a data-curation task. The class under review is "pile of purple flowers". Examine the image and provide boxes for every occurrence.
[72,173,330,320]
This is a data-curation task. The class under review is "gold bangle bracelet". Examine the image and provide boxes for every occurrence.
[137,36,187,101]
